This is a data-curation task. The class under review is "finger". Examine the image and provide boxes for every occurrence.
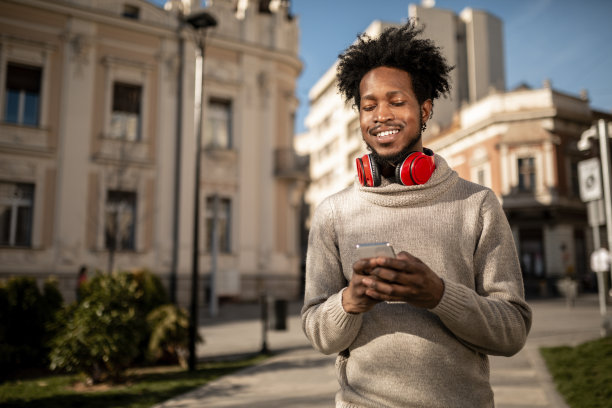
[348,277,372,298]
[396,251,420,261]
[364,284,409,302]
[363,277,414,298]
[378,254,427,274]
[369,267,403,284]
[353,258,379,275]
[353,274,385,291]
[365,289,405,302]
[395,251,428,266]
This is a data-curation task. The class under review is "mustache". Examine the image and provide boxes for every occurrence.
[368,123,404,136]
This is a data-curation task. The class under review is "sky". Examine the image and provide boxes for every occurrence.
[151,0,612,134]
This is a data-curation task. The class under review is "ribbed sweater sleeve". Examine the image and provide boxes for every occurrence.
[430,190,532,356]
[301,198,363,354]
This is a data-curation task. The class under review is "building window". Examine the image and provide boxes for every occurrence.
[0,182,34,247]
[122,4,140,19]
[206,196,231,253]
[205,99,232,149]
[105,190,137,251]
[4,63,42,126]
[258,0,274,13]
[570,160,580,198]
[290,112,296,136]
[110,82,142,141]
[519,228,545,278]
[518,157,536,192]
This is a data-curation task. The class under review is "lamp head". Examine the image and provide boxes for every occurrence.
[185,10,217,29]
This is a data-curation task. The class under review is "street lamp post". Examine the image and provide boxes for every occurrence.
[184,9,217,372]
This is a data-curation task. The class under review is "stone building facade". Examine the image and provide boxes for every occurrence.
[429,83,611,295]
[0,0,306,305]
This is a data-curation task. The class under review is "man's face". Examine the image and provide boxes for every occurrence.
[359,66,432,164]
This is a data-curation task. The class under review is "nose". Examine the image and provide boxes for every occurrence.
[374,104,393,122]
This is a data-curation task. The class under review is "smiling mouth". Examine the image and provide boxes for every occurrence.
[373,129,399,142]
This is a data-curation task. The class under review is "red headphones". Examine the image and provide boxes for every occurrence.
[355,149,436,187]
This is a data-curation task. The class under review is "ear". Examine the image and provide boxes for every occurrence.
[420,99,433,124]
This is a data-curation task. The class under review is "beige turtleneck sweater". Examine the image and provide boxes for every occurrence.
[301,154,532,408]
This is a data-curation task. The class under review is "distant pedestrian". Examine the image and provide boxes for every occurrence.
[76,265,87,302]
[301,21,532,407]
[559,243,577,307]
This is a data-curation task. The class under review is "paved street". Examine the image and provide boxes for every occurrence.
[155,294,609,408]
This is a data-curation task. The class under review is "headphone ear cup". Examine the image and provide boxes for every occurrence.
[367,155,381,187]
[356,154,381,187]
[356,156,366,186]
[395,155,410,185]
[396,151,436,186]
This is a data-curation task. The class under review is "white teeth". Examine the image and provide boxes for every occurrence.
[377,130,398,137]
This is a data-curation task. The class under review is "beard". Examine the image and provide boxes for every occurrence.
[365,128,423,168]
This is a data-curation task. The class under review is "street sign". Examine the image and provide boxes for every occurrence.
[587,199,606,227]
[590,248,611,273]
[578,158,602,202]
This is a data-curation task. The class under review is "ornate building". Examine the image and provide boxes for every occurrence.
[429,82,611,296]
[0,0,306,305]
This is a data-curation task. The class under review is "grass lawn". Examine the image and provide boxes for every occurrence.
[540,336,612,408]
[0,354,267,408]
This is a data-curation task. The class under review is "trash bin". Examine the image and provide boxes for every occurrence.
[273,299,288,331]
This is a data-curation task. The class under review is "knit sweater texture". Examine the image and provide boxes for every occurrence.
[301,154,532,408]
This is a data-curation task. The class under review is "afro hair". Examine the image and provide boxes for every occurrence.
[336,20,453,109]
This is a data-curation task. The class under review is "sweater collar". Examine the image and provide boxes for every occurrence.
[355,154,459,207]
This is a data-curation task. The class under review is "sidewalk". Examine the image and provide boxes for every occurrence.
[154,294,610,408]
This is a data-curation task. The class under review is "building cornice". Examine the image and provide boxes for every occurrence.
[6,0,180,38]
[207,35,302,73]
[430,84,598,152]
[101,55,156,71]
[430,107,558,151]
[0,143,56,159]
[0,33,60,51]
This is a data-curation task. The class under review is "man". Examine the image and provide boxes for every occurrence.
[301,22,532,408]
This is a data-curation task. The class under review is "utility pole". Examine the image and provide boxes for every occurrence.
[597,120,612,258]
[578,119,612,336]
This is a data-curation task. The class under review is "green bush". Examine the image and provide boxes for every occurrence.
[0,276,63,377]
[49,271,147,383]
[42,278,64,313]
[131,268,169,315]
[79,268,168,315]
[128,269,169,363]
[147,304,202,368]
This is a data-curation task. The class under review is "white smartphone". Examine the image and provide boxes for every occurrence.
[355,242,396,259]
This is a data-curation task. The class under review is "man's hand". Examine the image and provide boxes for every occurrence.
[360,251,444,309]
[342,258,385,314]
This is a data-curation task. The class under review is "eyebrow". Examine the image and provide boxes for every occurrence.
[361,90,405,100]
